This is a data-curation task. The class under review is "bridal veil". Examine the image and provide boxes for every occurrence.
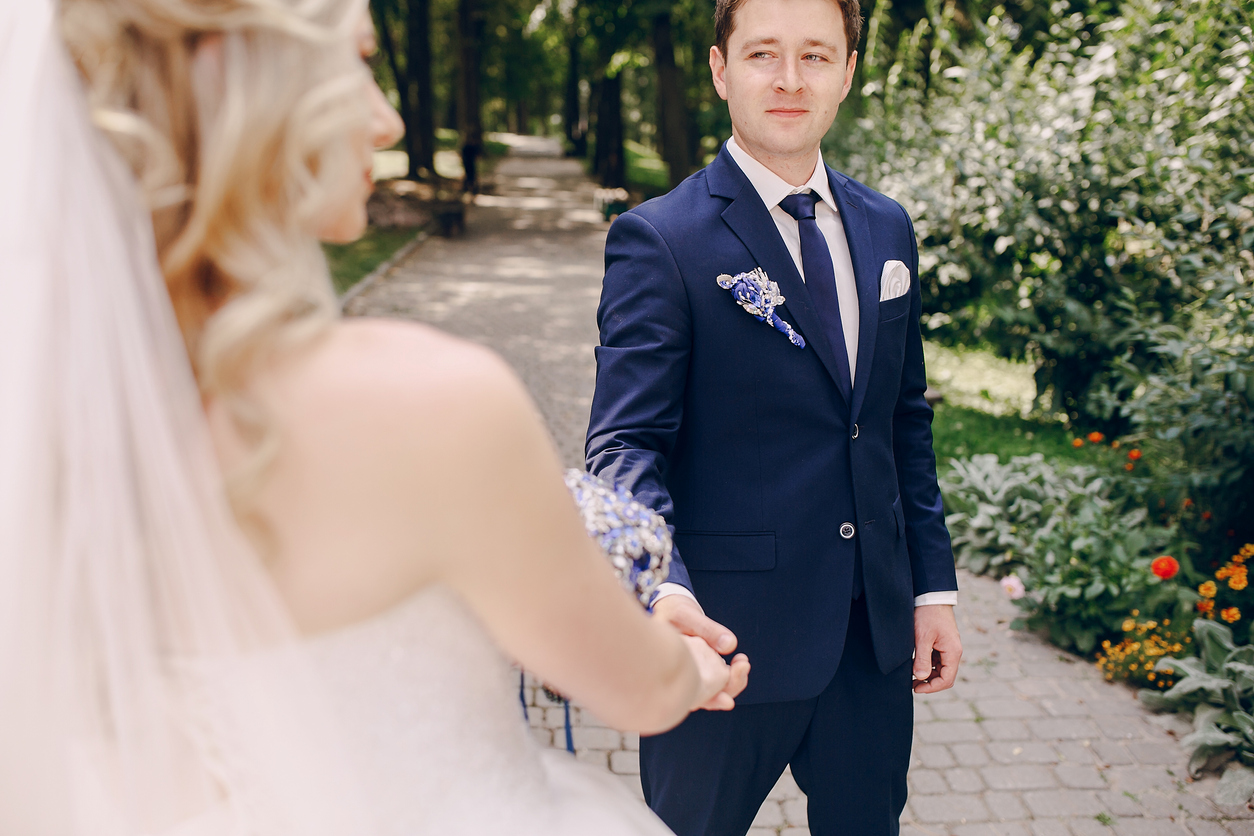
[0,2,376,833]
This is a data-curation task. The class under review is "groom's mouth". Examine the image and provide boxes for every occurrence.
[767,109,808,118]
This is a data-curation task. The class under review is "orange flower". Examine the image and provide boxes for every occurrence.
[1231,572,1248,592]
[1218,566,1234,580]
[1112,440,1122,449]
[1125,463,1135,471]
[1203,511,1213,521]
[1088,432,1105,443]
[1241,544,1254,558]
[1198,599,1215,615]
[1184,498,1194,508]
[1222,607,1242,624]
[1200,581,1218,598]
[1072,438,1084,448]
[1152,556,1180,580]
[1128,449,1143,461]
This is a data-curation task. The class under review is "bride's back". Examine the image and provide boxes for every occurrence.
[60,0,718,737]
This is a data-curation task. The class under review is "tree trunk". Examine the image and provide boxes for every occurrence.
[373,1,416,167]
[564,25,586,156]
[595,72,624,188]
[652,12,691,190]
[406,0,435,177]
[457,0,484,193]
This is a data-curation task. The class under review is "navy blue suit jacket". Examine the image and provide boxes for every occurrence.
[585,145,957,705]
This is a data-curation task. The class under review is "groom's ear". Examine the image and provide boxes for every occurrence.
[710,45,729,101]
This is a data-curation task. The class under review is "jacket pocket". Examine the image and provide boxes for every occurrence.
[675,532,777,572]
[879,292,911,322]
[892,496,905,537]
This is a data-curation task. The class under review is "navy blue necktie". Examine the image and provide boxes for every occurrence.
[778,191,863,599]
[778,192,852,391]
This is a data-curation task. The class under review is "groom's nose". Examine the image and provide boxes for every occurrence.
[773,56,804,94]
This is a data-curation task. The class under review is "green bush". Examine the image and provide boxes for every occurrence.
[1012,502,1184,654]
[942,451,1190,653]
[942,453,1106,576]
[1117,264,1254,554]
[832,0,1254,429]
[1141,621,1254,791]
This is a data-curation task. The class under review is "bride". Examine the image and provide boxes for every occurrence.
[0,0,749,834]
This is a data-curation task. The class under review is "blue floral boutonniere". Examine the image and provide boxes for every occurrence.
[716,268,805,348]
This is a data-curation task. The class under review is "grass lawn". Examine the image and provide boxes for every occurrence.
[931,403,1098,469]
[625,140,670,197]
[323,227,420,295]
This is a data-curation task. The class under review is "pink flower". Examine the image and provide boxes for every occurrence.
[1000,575,1026,600]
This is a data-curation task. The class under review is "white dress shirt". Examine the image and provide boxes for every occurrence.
[653,139,958,611]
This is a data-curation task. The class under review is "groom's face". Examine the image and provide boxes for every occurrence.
[711,0,856,163]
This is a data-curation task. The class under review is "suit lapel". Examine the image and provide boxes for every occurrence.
[828,169,879,423]
[709,149,852,405]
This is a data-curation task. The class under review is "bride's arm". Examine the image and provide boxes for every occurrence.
[238,319,733,734]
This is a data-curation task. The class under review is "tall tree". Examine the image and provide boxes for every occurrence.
[593,70,625,187]
[650,10,692,188]
[407,0,436,176]
[457,0,484,191]
[563,17,587,155]
[371,0,436,179]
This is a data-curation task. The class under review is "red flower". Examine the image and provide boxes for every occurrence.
[1087,431,1105,443]
[1152,556,1180,580]
[1125,462,1135,471]
[1128,449,1143,461]
[1072,438,1085,448]
[1203,511,1213,521]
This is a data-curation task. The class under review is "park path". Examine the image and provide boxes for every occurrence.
[345,143,1251,836]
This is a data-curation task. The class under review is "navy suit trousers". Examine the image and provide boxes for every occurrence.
[640,598,913,836]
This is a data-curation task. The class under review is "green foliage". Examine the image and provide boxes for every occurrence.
[1117,263,1254,553]
[1140,621,1254,784]
[624,139,670,195]
[941,453,1107,575]
[1012,502,1184,654]
[941,450,1190,653]
[833,0,1254,429]
[931,403,1090,464]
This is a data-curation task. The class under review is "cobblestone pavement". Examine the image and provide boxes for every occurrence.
[346,153,1252,835]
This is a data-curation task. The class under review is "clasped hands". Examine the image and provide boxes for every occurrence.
[653,596,750,711]
[655,596,962,712]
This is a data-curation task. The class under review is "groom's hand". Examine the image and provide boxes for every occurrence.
[653,595,749,709]
[912,604,962,694]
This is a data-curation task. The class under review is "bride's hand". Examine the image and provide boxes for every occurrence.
[682,636,750,712]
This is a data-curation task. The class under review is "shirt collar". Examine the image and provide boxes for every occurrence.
[726,136,837,215]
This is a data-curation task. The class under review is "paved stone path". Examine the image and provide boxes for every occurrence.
[346,150,1253,835]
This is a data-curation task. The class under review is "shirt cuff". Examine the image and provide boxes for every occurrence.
[652,583,703,613]
[914,591,958,607]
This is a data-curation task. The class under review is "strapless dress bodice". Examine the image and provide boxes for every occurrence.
[304,584,671,835]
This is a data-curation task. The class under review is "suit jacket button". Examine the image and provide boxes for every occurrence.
[851,423,859,439]
[840,522,855,539]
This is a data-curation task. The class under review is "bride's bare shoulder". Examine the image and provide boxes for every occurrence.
[268,317,531,435]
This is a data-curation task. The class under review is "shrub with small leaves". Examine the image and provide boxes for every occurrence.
[1141,621,1254,795]
[1012,503,1186,654]
[941,453,1111,576]
[1096,617,1192,689]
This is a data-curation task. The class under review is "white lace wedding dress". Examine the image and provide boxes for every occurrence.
[303,583,674,836]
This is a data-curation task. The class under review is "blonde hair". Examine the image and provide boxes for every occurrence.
[61,0,369,520]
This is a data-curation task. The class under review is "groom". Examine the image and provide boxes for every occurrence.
[584,0,961,833]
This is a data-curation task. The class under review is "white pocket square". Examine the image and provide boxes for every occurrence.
[879,260,911,302]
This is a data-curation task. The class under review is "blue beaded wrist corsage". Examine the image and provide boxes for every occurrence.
[563,469,672,609]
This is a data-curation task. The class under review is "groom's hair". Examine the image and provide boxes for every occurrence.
[714,0,863,63]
